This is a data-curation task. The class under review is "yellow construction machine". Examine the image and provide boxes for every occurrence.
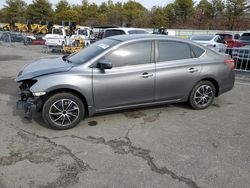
[38,25,48,34]
[15,23,28,32]
[3,23,11,31]
[62,37,85,54]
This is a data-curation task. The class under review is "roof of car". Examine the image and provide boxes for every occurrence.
[108,34,179,41]
[107,34,207,50]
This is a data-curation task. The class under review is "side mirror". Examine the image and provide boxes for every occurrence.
[98,59,113,69]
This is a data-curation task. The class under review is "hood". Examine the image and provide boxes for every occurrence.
[15,56,73,82]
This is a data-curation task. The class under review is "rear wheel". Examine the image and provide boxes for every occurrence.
[189,81,215,110]
[42,93,85,129]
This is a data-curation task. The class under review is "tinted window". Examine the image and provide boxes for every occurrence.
[53,28,63,35]
[216,36,225,43]
[190,35,214,41]
[240,33,250,40]
[128,30,147,34]
[191,45,205,57]
[78,29,88,36]
[157,41,192,62]
[103,30,126,38]
[68,38,120,64]
[104,41,152,67]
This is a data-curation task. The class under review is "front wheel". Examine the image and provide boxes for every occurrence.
[42,93,85,129]
[189,81,215,110]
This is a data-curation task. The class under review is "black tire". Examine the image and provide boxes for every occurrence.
[189,81,215,110]
[42,92,85,130]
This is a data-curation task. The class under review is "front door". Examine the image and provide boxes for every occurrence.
[92,41,155,111]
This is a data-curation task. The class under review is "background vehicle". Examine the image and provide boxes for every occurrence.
[16,35,235,130]
[92,25,120,40]
[102,27,148,38]
[190,35,227,53]
[153,27,176,36]
[44,25,68,49]
[0,32,24,42]
[239,32,250,46]
[23,35,45,45]
[216,32,245,48]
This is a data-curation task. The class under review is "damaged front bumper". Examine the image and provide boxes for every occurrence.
[17,97,38,119]
[16,81,44,119]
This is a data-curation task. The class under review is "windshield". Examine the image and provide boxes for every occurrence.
[78,29,88,36]
[52,28,63,35]
[190,35,214,41]
[67,38,120,64]
[240,33,250,40]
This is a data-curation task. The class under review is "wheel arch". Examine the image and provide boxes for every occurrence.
[200,77,219,97]
[44,88,89,116]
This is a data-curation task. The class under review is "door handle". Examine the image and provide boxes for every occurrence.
[139,72,153,78]
[188,68,199,73]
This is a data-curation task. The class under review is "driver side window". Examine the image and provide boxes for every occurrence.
[104,41,152,67]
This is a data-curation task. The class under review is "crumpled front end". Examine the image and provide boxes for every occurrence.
[16,79,43,119]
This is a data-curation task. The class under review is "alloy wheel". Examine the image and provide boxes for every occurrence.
[49,99,79,127]
[194,85,213,107]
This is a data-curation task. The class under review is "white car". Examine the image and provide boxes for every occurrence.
[102,27,148,38]
[190,35,227,53]
[44,25,68,49]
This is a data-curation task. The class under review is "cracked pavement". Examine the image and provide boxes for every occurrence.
[0,44,250,188]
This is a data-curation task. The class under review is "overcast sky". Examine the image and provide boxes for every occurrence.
[0,0,174,9]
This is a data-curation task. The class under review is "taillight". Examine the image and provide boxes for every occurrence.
[224,59,235,70]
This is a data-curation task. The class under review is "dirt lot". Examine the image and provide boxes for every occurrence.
[0,43,250,188]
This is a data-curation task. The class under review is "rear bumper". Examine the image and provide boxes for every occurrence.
[218,71,235,96]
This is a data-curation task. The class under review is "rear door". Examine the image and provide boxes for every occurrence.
[155,40,202,101]
[92,40,155,110]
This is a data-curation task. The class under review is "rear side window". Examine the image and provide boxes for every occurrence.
[191,45,205,57]
[103,30,126,38]
[157,41,192,62]
[105,41,152,67]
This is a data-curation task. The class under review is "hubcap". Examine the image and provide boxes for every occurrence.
[194,85,213,107]
[49,99,79,126]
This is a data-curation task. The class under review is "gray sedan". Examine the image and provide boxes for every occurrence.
[16,34,235,129]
